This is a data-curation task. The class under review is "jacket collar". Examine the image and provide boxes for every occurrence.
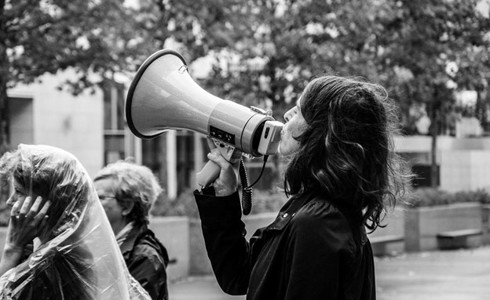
[265,193,315,231]
[261,192,368,245]
[120,223,148,258]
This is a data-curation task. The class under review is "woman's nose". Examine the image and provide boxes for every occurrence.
[6,195,17,207]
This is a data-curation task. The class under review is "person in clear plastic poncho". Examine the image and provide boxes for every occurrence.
[0,144,151,300]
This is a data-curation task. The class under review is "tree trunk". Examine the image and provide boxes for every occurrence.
[0,0,10,154]
[0,80,8,153]
[430,125,438,188]
[429,102,439,188]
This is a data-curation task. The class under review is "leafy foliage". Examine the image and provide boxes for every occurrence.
[403,187,490,208]
[2,0,490,195]
[0,0,146,146]
[378,0,490,133]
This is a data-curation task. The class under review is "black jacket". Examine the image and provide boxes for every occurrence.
[120,224,170,300]
[194,190,376,300]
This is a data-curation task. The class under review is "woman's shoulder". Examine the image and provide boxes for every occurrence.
[133,229,169,265]
[294,196,347,222]
[290,196,355,240]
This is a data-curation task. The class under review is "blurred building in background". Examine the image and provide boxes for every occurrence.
[6,69,207,199]
[6,70,490,198]
[7,70,105,177]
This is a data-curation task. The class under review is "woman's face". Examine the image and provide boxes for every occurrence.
[6,180,38,209]
[6,183,23,209]
[94,177,126,235]
[279,98,308,156]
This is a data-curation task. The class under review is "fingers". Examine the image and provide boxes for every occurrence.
[207,149,231,169]
[19,196,33,216]
[10,196,50,225]
[10,195,27,218]
[33,200,50,225]
[25,196,43,219]
[229,150,243,165]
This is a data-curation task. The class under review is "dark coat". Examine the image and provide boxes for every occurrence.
[194,190,376,300]
[120,224,170,300]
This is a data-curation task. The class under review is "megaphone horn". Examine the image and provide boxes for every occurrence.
[126,49,283,190]
[126,49,282,157]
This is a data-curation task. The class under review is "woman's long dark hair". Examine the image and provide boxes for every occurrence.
[284,76,410,231]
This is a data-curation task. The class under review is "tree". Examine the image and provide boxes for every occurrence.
[376,0,490,187]
[161,0,490,190]
[0,0,156,152]
[143,0,406,188]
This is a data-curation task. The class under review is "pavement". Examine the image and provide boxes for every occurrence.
[169,246,490,300]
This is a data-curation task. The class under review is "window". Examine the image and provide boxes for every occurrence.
[102,81,126,165]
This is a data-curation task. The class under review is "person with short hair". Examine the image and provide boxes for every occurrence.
[94,160,169,300]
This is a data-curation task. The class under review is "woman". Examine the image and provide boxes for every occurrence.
[94,160,170,300]
[0,144,150,300]
[194,75,410,299]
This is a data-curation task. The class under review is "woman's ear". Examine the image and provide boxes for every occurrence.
[121,201,135,217]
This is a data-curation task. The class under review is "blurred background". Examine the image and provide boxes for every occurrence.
[1,0,490,298]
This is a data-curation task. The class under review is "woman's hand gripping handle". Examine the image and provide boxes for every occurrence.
[196,138,241,196]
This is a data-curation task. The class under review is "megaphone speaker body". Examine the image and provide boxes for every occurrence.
[126,49,278,157]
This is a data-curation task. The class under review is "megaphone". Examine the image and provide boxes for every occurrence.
[126,49,283,188]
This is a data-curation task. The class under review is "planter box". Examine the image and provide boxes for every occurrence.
[482,204,490,245]
[367,208,405,256]
[404,202,482,252]
[149,216,190,282]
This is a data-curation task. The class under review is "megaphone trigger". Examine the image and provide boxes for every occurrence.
[215,141,235,161]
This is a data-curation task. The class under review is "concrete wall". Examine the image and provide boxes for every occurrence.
[394,136,490,192]
[149,217,190,282]
[440,151,490,192]
[482,205,490,245]
[9,97,34,146]
[367,208,405,255]
[404,203,482,252]
[393,135,490,153]
[7,70,104,177]
[189,219,212,275]
[367,208,405,239]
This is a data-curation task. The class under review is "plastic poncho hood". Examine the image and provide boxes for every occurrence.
[0,144,150,300]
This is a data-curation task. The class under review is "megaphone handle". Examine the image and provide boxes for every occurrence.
[196,160,221,188]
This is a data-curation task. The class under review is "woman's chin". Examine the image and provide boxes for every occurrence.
[278,142,300,157]
[278,145,286,156]
[278,146,293,157]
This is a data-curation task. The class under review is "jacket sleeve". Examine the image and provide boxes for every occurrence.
[193,189,251,295]
[282,203,353,300]
[127,245,168,300]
